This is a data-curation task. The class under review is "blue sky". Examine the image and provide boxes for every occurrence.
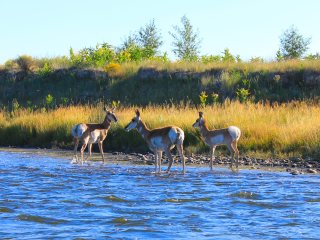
[1,0,319,63]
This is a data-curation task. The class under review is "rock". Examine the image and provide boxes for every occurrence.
[146,160,154,165]
[306,164,313,169]
[307,169,317,174]
[290,170,300,175]
[187,157,194,163]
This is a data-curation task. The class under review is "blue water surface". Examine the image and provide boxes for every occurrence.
[0,151,319,239]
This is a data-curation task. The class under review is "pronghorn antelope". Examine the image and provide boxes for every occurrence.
[192,112,241,170]
[71,107,118,164]
[125,109,186,173]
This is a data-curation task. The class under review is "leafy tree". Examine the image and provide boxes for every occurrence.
[121,34,137,50]
[279,26,311,59]
[70,43,115,67]
[119,35,145,62]
[169,15,201,61]
[304,53,320,60]
[137,19,163,58]
[276,49,284,62]
[221,48,235,62]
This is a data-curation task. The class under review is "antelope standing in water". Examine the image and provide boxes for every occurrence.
[192,112,241,170]
[125,110,186,173]
[71,107,118,164]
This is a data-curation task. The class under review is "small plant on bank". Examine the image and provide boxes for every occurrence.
[105,63,122,78]
[211,92,219,104]
[112,100,121,109]
[236,88,250,103]
[12,98,20,113]
[37,63,54,78]
[199,91,208,108]
[45,94,54,108]
[60,97,69,106]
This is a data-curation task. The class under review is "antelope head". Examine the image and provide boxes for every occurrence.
[104,106,118,123]
[125,109,140,132]
[192,111,205,128]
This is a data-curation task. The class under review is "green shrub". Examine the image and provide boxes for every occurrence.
[199,91,208,107]
[211,93,219,104]
[45,94,54,108]
[15,55,35,72]
[236,88,250,103]
[37,63,54,78]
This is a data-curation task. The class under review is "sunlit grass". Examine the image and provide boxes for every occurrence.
[115,59,320,75]
[1,101,320,158]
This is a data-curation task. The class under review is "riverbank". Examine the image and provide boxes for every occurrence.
[1,103,320,159]
[1,147,318,175]
[1,60,320,107]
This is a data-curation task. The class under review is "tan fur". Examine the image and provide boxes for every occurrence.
[193,112,241,170]
[125,110,185,173]
[73,109,117,164]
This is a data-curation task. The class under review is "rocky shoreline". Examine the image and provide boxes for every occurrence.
[111,152,319,175]
[1,147,319,175]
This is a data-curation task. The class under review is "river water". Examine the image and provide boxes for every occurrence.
[0,151,319,239]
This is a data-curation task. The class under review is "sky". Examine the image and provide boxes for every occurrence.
[1,0,320,64]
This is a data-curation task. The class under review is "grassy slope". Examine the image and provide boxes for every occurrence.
[1,60,320,158]
[1,60,320,108]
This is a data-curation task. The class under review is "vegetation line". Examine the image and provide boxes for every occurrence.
[1,102,319,159]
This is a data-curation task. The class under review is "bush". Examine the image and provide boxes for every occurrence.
[201,55,221,64]
[37,63,54,78]
[45,94,54,108]
[199,91,208,108]
[236,88,250,103]
[4,59,18,70]
[15,55,35,72]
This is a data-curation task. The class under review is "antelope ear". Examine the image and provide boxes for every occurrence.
[135,109,140,117]
[104,106,108,112]
[111,107,116,112]
[199,111,204,118]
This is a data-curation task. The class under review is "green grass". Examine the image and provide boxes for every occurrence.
[1,59,320,109]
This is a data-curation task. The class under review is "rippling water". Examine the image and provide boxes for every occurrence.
[0,151,319,239]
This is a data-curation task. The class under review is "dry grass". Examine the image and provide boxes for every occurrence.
[1,101,319,158]
[117,59,320,75]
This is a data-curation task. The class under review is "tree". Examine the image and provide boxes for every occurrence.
[137,19,163,58]
[279,26,311,59]
[121,34,137,50]
[169,15,201,61]
[221,48,235,62]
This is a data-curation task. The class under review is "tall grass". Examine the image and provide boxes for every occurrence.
[116,59,320,74]
[1,101,320,158]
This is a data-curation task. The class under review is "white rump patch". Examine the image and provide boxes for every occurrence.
[151,136,165,149]
[168,128,178,144]
[71,124,87,138]
[210,135,224,145]
[228,126,241,141]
